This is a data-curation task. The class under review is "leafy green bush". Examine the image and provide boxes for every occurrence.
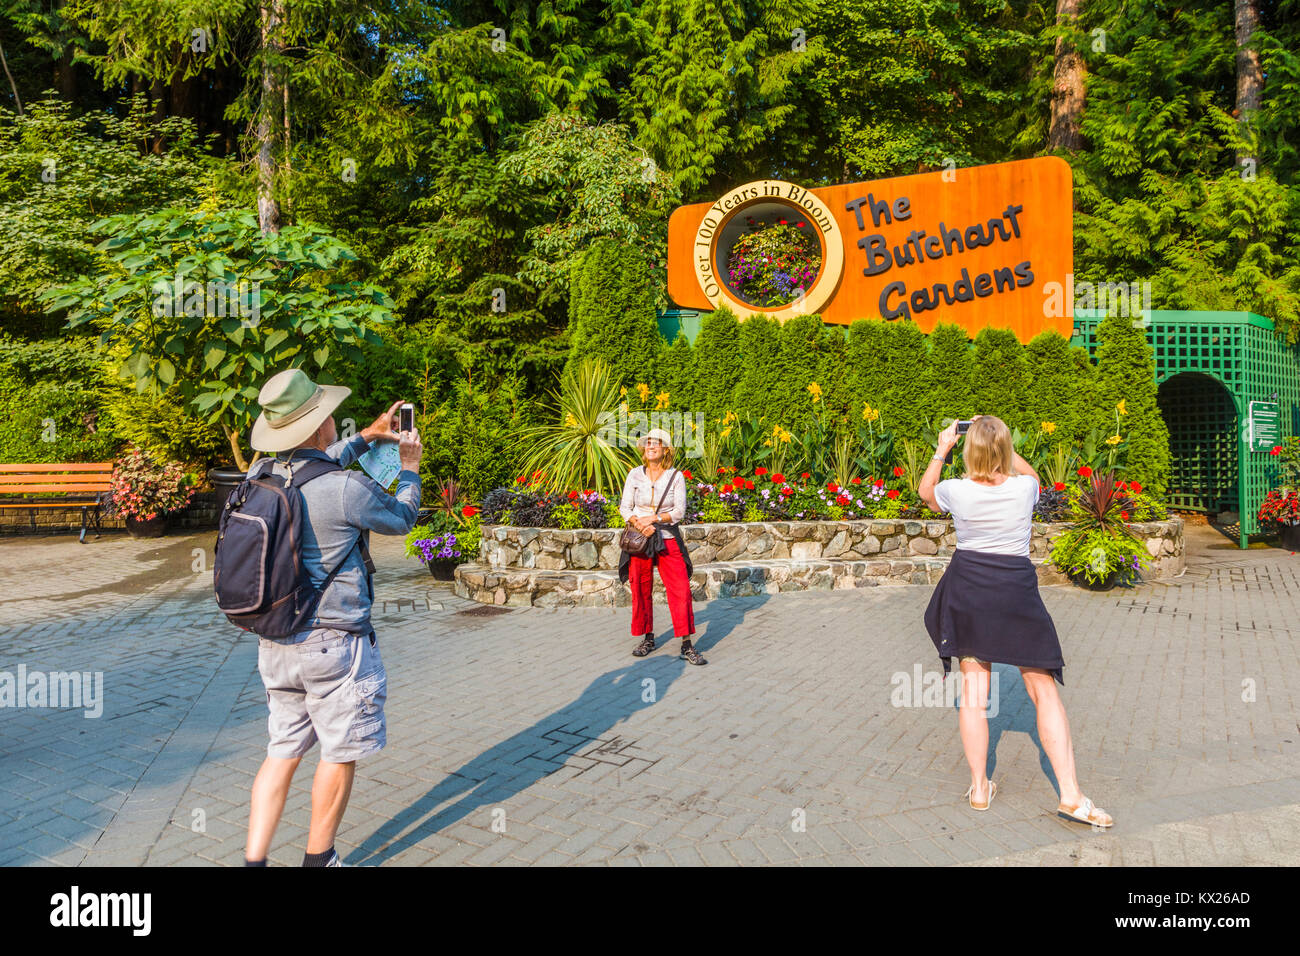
[0,335,118,463]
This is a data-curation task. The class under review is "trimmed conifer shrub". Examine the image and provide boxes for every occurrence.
[731,314,783,419]
[971,327,1034,433]
[924,323,974,427]
[1092,313,1171,496]
[565,238,661,389]
[1025,331,1095,445]
[692,306,743,420]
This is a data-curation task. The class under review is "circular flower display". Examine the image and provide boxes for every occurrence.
[725,218,822,307]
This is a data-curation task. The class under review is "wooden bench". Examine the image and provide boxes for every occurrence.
[0,463,115,543]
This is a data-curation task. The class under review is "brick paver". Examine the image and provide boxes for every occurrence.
[0,522,1297,865]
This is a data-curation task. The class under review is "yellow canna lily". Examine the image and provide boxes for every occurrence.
[636,383,650,403]
[720,426,732,439]
[807,382,823,403]
[619,386,627,397]
[1106,434,1122,446]
[564,412,579,429]
[1041,421,1057,433]
[655,391,670,410]
[1116,400,1127,415]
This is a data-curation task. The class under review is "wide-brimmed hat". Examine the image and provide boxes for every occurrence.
[250,369,351,452]
[637,428,674,451]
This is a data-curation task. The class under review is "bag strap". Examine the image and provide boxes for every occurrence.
[650,468,677,521]
[277,455,376,599]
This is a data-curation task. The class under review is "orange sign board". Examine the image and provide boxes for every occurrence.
[667,157,1074,342]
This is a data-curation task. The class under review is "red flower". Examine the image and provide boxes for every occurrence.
[755,467,768,476]
[836,493,850,506]
[800,472,811,480]
[717,467,726,475]
[886,489,900,499]
[893,466,905,478]
[516,475,526,484]
[568,490,579,500]
[1130,481,1143,493]
[1270,445,1283,456]
[779,219,788,225]
[771,473,785,483]
[874,479,885,488]
[720,483,732,494]
[827,482,839,493]
[850,477,862,485]
[1078,466,1093,477]
[1053,481,1066,492]
[462,506,479,518]
[744,479,755,490]
[1120,510,1130,521]
[780,486,793,497]
[683,469,693,480]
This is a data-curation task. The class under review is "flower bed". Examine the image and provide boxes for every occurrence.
[454,516,1184,607]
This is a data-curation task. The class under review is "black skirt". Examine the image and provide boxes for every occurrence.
[924,548,1065,685]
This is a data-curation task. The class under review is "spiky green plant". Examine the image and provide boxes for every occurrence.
[514,357,639,495]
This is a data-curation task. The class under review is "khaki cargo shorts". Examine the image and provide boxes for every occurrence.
[257,626,387,763]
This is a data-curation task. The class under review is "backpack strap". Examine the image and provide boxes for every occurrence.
[278,455,377,601]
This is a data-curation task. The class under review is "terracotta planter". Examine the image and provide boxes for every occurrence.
[125,514,169,538]
[424,558,458,581]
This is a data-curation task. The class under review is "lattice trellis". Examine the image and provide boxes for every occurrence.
[1071,311,1300,548]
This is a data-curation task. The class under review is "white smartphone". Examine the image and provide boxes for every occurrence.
[399,403,414,433]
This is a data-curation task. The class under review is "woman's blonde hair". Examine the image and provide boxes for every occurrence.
[963,415,1014,481]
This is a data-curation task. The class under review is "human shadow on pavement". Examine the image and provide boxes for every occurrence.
[347,594,766,865]
[972,663,1062,797]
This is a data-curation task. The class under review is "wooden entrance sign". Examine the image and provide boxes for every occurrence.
[666,157,1074,343]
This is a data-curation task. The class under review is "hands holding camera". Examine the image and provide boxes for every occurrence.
[361,399,423,472]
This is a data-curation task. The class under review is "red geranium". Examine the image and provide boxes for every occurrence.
[683,469,693,480]
[836,494,850,506]
[771,473,785,483]
[462,506,479,518]
[720,483,733,494]
[717,467,726,475]
[893,466,905,478]
[800,471,811,480]
[874,479,885,488]
[1120,510,1130,521]
[886,489,900,499]
[827,482,839,493]
[744,479,755,490]
[1270,445,1283,456]
[1078,466,1093,477]
[567,490,579,500]
[1053,481,1066,492]
[755,467,768,476]
[1130,481,1143,493]
[780,486,794,497]
[850,477,862,485]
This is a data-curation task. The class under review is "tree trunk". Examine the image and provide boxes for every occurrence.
[1234,0,1262,146]
[0,41,22,115]
[257,0,285,235]
[1048,0,1086,151]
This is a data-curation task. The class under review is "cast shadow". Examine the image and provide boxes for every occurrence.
[346,593,765,864]
[955,663,1061,797]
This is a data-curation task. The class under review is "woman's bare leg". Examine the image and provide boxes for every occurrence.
[1019,666,1083,806]
[957,659,992,802]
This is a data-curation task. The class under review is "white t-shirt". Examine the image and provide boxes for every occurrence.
[933,474,1039,557]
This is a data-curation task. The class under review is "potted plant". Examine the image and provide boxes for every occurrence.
[1257,488,1300,550]
[109,449,196,537]
[405,493,483,579]
[1049,468,1150,589]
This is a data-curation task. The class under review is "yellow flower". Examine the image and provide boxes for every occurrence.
[722,410,737,425]
[655,391,670,410]
[1116,400,1127,416]
[1041,421,1056,434]
[763,439,772,447]
[807,382,822,403]
[1106,434,1122,446]
[720,426,732,439]
[636,383,650,403]
[564,412,579,429]
[862,403,880,422]
[619,386,627,397]
[689,420,698,432]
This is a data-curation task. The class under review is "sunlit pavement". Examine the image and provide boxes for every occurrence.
[1,521,1297,866]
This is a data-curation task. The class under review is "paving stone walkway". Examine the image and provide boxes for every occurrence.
[1,521,1297,866]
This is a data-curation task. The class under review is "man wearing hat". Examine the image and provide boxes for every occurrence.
[241,369,423,867]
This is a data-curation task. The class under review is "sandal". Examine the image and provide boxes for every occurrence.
[1057,796,1113,828]
[965,780,996,811]
[679,641,708,666]
[631,635,656,657]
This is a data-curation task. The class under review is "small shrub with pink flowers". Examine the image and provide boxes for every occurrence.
[108,449,195,521]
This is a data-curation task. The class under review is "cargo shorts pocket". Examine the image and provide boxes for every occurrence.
[300,629,354,684]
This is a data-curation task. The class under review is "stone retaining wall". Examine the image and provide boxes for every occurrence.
[456,517,1185,607]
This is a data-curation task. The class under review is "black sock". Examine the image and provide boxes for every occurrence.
[302,847,336,867]
[245,858,267,867]
[681,638,692,649]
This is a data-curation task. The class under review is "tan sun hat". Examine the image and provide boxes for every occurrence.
[250,369,351,452]
[637,428,674,450]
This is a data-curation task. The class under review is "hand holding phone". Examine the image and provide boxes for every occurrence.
[399,402,415,433]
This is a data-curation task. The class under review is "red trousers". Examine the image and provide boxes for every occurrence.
[628,534,695,638]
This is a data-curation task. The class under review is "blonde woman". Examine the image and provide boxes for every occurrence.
[919,415,1113,828]
[617,429,705,664]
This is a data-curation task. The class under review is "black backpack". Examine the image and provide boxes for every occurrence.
[213,456,373,638]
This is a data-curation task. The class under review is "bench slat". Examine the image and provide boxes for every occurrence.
[0,499,103,508]
[0,475,113,485]
[0,484,113,494]
[0,463,114,473]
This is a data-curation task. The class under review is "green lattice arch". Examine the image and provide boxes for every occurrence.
[1071,310,1300,548]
